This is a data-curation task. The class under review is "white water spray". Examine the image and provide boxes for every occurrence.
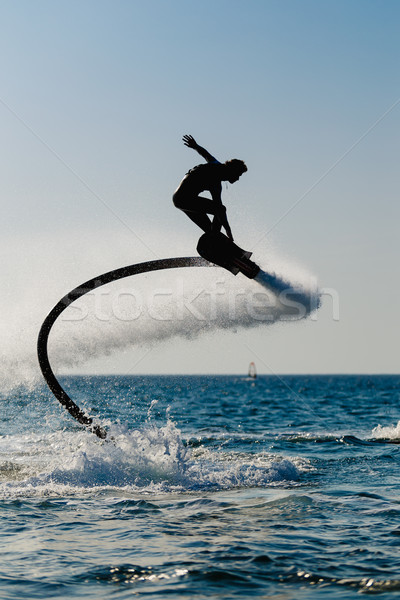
[0,229,321,391]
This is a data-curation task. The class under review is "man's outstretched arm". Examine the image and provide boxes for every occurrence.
[182,134,219,163]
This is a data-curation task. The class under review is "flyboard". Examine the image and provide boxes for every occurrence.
[37,239,261,439]
[197,231,260,279]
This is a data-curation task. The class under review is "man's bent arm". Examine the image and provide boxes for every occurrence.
[209,184,233,239]
[213,206,233,241]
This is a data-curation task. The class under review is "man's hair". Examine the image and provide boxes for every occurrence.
[225,159,247,175]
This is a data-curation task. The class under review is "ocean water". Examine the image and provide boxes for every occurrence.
[1,374,400,599]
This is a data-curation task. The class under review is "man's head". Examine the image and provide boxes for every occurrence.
[224,159,248,183]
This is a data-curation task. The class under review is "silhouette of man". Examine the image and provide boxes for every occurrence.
[173,135,247,241]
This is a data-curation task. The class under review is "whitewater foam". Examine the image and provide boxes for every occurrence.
[0,420,303,498]
[372,420,400,440]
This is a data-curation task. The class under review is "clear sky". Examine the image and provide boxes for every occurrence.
[1,0,399,380]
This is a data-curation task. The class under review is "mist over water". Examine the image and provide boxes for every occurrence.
[1,230,320,391]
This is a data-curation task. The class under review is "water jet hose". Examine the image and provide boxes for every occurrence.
[37,257,210,440]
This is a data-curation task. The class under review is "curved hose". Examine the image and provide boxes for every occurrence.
[37,256,211,439]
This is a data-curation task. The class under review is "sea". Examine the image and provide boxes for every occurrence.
[1,373,400,599]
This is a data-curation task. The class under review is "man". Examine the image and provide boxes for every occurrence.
[173,135,247,241]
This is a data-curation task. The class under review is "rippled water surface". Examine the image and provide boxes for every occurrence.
[1,375,400,599]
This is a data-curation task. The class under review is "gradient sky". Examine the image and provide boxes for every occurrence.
[1,0,399,376]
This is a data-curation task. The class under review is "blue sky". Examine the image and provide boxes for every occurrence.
[1,0,399,378]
